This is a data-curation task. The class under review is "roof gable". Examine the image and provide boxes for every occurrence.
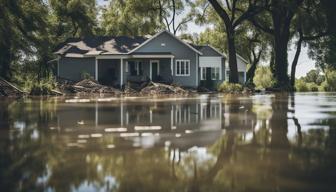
[129,31,203,55]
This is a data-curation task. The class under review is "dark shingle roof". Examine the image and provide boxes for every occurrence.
[188,44,224,57]
[54,36,149,56]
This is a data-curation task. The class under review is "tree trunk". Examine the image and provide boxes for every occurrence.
[273,35,290,87]
[272,11,291,88]
[227,32,239,83]
[290,36,302,88]
[246,61,257,84]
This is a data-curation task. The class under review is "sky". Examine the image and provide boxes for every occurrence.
[97,0,315,77]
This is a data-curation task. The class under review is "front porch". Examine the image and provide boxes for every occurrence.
[95,54,174,88]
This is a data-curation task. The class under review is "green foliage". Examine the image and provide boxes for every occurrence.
[13,72,57,94]
[302,69,325,85]
[295,79,319,92]
[320,69,336,91]
[80,71,94,80]
[295,69,336,92]
[295,79,309,92]
[218,82,243,93]
[49,0,97,37]
[253,67,275,89]
[100,0,192,36]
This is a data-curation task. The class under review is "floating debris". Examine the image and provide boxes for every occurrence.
[0,78,26,97]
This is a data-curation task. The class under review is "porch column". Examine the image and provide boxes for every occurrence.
[244,71,247,82]
[120,58,124,86]
[195,53,198,86]
[95,58,98,81]
[171,57,173,75]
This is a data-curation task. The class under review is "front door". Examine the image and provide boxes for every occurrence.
[150,60,160,81]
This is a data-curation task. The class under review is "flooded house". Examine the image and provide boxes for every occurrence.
[54,30,248,89]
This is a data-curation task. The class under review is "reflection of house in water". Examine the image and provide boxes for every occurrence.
[51,98,255,150]
[221,99,256,132]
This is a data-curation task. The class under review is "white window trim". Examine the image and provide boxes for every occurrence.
[175,59,190,76]
[211,67,220,80]
[200,67,206,80]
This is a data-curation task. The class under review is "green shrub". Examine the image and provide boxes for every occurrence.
[30,73,57,95]
[13,72,57,95]
[319,81,328,91]
[218,81,243,93]
[253,66,275,89]
[295,79,309,92]
[307,82,319,92]
[322,69,336,91]
[295,79,319,92]
[81,71,94,80]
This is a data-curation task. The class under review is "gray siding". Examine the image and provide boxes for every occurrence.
[59,57,95,81]
[98,59,120,86]
[134,32,199,87]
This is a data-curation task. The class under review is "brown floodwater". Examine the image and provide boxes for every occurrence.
[0,93,336,192]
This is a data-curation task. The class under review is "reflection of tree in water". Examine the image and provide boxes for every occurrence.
[0,99,61,192]
[1,96,336,192]
[269,93,290,148]
[180,94,336,191]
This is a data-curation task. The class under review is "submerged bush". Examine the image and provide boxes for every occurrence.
[253,66,275,89]
[218,81,243,93]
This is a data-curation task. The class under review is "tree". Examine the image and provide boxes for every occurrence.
[101,0,192,36]
[158,0,195,35]
[49,0,97,37]
[101,0,161,36]
[235,23,271,85]
[289,0,333,87]
[205,0,267,83]
[303,69,324,85]
[197,22,271,86]
[249,0,305,89]
[306,0,336,70]
[0,0,49,80]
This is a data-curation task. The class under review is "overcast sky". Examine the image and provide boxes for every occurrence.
[97,0,315,77]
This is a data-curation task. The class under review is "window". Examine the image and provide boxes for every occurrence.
[201,67,206,80]
[211,68,220,80]
[176,60,190,76]
[129,61,143,76]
